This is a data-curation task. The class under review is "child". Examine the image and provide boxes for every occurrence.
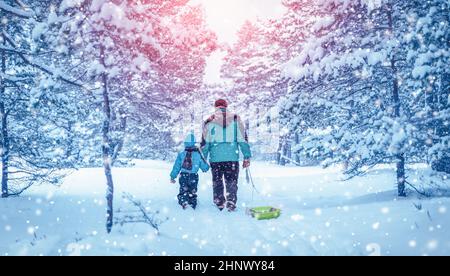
[170,133,210,209]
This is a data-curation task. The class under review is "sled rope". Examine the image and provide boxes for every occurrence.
[246,167,259,202]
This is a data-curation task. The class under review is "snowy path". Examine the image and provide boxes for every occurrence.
[1,161,449,256]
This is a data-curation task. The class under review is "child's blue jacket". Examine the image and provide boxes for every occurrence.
[170,148,210,180]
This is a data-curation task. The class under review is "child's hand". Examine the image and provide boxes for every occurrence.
[170,179,176,184]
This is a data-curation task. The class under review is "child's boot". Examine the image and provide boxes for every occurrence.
[227,202,236,212]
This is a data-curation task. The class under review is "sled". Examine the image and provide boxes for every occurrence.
[247,206,281,220]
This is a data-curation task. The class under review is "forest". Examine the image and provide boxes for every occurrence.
[0,0,448,256]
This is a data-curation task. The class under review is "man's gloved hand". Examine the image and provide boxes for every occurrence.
[170,179,176,184]
[243,159,251,168]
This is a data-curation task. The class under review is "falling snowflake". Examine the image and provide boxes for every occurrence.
[291,214,304,221]
[427,240,438,250]
[27,226,35,235]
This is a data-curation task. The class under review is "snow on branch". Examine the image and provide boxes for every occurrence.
[0,2,34,18]
[0,44,30,55]
[0,73,28,83]
[2,31,87,89]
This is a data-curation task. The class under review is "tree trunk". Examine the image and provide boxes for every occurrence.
[392,73,406,196]
[1,34,8,198]
[277,136,285,166]
[431,74,450,174]
[294,132,301,165]
[100,45,114,233]
[0,103,9,199]
[104,158,114,233]
[396,154,406,196]
[388,6,406,197]
[283,137,291,165]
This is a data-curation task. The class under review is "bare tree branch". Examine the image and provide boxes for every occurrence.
[115,193,168,233]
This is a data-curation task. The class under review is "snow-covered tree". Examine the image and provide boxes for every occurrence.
[1,0,88,197]
[278,0,449,196]
[35,0,216,232]
[219,20,289,163]
[401,1,450,173]
[123,4,217,160]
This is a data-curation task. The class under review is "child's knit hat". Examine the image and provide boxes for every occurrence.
[184,133,196,148]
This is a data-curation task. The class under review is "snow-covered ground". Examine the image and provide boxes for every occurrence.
[1,161,449,256]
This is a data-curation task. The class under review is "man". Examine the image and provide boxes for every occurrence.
[201,99,252,212]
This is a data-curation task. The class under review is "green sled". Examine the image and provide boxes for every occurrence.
[248,206,281,220]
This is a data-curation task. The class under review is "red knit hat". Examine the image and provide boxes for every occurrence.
[215,99,228,108]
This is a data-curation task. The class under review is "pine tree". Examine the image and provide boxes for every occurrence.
[37,0,216,232]
[1,0,85,197]
[278,0,449,195]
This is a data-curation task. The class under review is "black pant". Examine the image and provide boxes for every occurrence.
[210,162,239,208]
[178,173,199,207]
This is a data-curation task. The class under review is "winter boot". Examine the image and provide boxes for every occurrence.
[227,202,236,212]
